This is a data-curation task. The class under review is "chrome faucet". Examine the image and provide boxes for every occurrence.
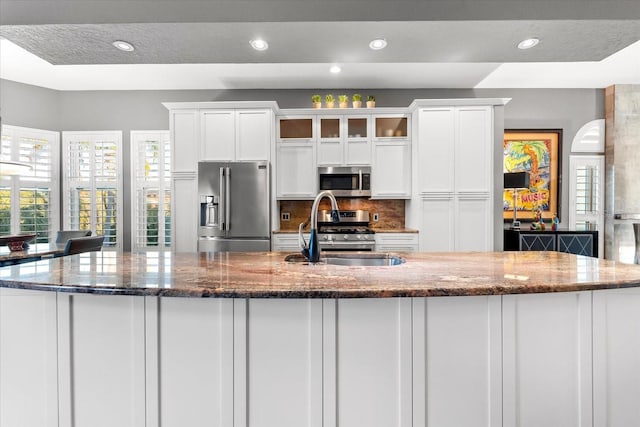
[299,190,340,262]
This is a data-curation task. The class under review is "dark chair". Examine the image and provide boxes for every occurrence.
[62,236,105,256]
[55,230,91,244]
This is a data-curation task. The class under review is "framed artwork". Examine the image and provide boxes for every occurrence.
[503,129,561,221]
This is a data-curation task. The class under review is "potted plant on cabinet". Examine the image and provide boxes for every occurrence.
[338,95,349,109]
[366,95,376,108]
[352,94,362,108]
[311,94,322,109]
[325,94,335,109]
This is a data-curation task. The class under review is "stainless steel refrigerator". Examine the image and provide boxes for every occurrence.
[198,161,270,252]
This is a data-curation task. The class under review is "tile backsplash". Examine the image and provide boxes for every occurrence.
[278,199,405,231]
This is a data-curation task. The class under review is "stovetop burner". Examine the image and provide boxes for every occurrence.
[318,226,374,234]
[316,210,374,235]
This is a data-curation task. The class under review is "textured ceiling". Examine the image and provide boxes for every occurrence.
[2,20,640,65]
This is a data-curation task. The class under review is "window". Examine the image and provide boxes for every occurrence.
[130,131,171,250]
[62,131,122,250]
[0,125,60,242]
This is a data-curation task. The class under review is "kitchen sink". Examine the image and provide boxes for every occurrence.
[284,253,405,266]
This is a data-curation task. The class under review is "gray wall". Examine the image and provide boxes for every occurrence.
[1,79,604,250]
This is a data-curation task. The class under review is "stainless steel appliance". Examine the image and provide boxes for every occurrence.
[198,161,270,252]
[318,166,371,197]
[317,209,375,251]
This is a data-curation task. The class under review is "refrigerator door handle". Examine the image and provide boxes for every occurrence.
[225,167,231,231]
[219,167,226,231]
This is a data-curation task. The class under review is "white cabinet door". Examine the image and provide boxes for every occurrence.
[420,197,455,251]
[456,106,492,192]
[147,297,234,427]
[317,139,343,165]
[57,293,146,427]
[374,233,419,252]
[345,139,371,165]
[276,143,317,199]
[201,110,235,161]
[418,108,455,193]
[245,299,323,427]
[0,287,58,427]
[593,288,640,427]
[457,196,493,251]
[413,296,502,427]
[236,109,271,161]
[332,298,412,427]
[171,110,199,171]
[272,233,308,251]
[372,142,411,198]
[503,292,592,427]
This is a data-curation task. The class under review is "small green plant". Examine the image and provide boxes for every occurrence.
[338,95,349,103]
[325,94,335,103]
[367,95,375,102]
[352,94,362,102]
[311,94,321,103]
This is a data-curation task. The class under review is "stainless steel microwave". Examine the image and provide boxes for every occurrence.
[318,166,371,197]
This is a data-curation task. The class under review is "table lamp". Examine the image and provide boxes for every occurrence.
[504,172,531,230]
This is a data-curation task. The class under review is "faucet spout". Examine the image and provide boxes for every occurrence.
[299,191,340,263]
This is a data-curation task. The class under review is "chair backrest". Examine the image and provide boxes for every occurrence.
[55,230,91,244]
[63,236,105,256]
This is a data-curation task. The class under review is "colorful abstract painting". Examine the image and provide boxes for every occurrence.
[503,130,561,221]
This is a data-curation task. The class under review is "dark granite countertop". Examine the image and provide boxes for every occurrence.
[273,228,418,234]
[2,251,640,298]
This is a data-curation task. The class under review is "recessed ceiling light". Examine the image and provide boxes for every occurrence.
[369,38,388,50]
[517,38,540,50]
[250,39,269,51]
[329,65,341,74]
[112,40,135,52]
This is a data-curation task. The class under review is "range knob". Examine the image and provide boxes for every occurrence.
[323,235,329,240]
[343,235,349,240]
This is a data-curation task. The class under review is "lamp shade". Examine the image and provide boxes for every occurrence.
[504,172,530,189]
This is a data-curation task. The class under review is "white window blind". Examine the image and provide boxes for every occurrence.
[0,125,60,242]
[63,131,123,250]
[130,131,171,250]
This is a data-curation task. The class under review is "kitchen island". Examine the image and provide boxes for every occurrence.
[2,251,640,427]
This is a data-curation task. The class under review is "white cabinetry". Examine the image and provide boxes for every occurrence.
[593,288,640,427]
[169,109,199,252]
[503,292,593,427]
[372,140,412,198]
[317,116,371,166]
[409,104,495,251]
[164,102,277,251]
[8,286,640,426]
[371,114,411,199]
[0,287,58,427]
[272,233,308,251]
[276,143,316,199]
[201,109,272,161]
[276,116,317,199]
[413,296,502,427]
[375,233,419,252]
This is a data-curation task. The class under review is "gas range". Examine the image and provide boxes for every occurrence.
[317,210,375,251]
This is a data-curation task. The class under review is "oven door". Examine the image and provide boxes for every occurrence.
[318,240,375,252]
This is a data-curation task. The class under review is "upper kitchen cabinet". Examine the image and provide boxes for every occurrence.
[317,116,371,166]
[371,114,412,198]
[374,115,409,140]
[278,116,314,142]
[276,115,317,199]
[201,109,273,161]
